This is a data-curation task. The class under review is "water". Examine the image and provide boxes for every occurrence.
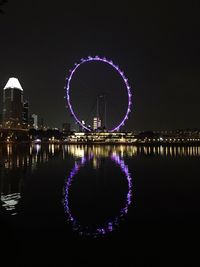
[0,144,200,265]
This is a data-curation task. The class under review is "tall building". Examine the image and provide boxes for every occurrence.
[22,100,29,128]
[62,122,71,133]
[29,114,45,130]
[38,117,45,130]
[3,77,23,129]
[93,117,101,131]
[30,114,38,129]
[97,95,106,129]
[0,114,2,128]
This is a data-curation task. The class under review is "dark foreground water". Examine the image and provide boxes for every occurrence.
[0,144,200,266]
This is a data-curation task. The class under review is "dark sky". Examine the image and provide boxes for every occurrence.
[0,1,199,130]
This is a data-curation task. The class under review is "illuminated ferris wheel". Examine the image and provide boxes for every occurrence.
[65,56,132,132]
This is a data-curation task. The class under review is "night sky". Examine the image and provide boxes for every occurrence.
[0,1,199,130]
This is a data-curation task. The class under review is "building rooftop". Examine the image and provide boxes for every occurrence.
[4,77,23,91]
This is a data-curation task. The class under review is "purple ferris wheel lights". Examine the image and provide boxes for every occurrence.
[64,153,132,237]
[65,56,132,132]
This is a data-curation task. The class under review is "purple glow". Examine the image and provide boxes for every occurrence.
[64,154,132,237]
[65,56,132,132]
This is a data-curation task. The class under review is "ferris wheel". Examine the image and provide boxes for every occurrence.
[65,56,132,132]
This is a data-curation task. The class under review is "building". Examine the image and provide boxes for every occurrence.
[38,117,45,130]
[22,100,29,128]
[93,117,101,131]
[66,131,137,144]
[2,77,23,129]
[29,114,45,130]
[30,114,38,129]
[0,114,2,128]
[62,122,71,133]
[97,95,106,129]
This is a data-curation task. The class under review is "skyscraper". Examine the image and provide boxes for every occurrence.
[31,114,38,129]
[3,77,23,129]
[22,100,29,128]
[93,117,101,131]
[62,122,71,133]
[95,95,106,131]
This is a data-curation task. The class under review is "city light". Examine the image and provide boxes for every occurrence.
[4,77,23,91]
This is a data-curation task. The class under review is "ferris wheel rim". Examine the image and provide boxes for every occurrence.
[65,56,132,132]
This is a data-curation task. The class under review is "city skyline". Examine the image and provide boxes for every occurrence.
[1,75,200,133]
[0,3,200,265]
[0,1,199,130]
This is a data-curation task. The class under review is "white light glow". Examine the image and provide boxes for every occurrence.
[4,77,23,91]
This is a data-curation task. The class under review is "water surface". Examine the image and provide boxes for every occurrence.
[0,144,200,265]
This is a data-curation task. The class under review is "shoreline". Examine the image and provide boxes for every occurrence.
[1,141,200,146]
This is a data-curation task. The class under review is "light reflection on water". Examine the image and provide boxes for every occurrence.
[0,144,200,218]
[0,144,200,170]
[64,152,132,237]
[1,193,21,215]
[66,145,200,158]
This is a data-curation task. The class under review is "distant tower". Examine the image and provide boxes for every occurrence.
[3,77,23,129]
[38,117,45,130]
[93,117,101,131]
[31,114,38,129]
[95,94,106,131]
[22,100,29,128]
[62,122,71,133]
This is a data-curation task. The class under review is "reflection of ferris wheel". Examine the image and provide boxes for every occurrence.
[65,56,132,132]
[64,154,132,237]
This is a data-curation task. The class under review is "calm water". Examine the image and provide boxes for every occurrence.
[0,144,200,266]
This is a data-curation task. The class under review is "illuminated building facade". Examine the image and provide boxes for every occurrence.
[31,114,38,129]
[22,100,29,128]
[93,117,101,131]
[3,77,23,129]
